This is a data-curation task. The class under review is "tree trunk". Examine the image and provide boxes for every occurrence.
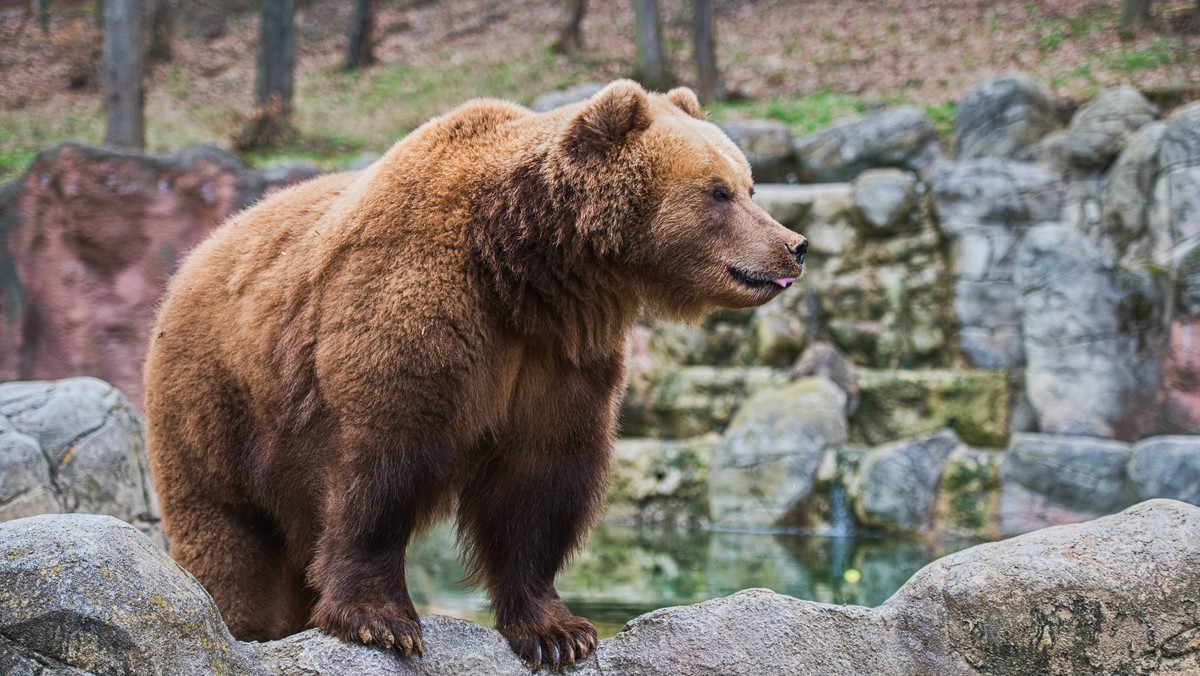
[1119,0,1152,39]
[147,0,174,63]
[692,0,725,104]
[254,0,295,145]
[344,0,376,70]
[103,0,144,149]
[551,0,587,54]
[36,0,49,34]
[633,0,670,90]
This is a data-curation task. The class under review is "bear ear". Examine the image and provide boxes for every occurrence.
[666,87,707,120]
[562,80,653,163]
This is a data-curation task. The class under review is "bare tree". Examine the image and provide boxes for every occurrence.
[246,0,296,148]
[551,0,587,54]
[692,0,725,104]
[345,0,376,70]
[147,0,174,63]
[633,0,671,90]
[103,0,144,149]
[1119,0,1152,39]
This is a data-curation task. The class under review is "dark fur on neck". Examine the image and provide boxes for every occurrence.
[469,141,651,362]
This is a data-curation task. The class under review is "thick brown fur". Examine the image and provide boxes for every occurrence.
[143,80,806,671]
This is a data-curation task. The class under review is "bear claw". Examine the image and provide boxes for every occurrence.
[502,614,598,672]
[314,600,423,658]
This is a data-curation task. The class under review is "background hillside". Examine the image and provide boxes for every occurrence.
[2,0,1199,179]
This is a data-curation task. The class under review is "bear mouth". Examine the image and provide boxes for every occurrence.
[727,265,797,290]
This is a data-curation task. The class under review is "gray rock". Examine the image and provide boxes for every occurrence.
[746,297,809,368]
[787,341,860,415]
[0,378,159,541]
[255,620,532,676]
[1153,101,1200,268]
[1001,433,1136,515]
[794,107,939,183]
[850,168,918,235]
[1015,224,1167,438]
[0,432,62,522]
[529,82,605,113]
[0,514,261,675]
[707,377,848,527]
[718,119,796,183]
[852,429,962,531]
[955,74,1057,160]
[1128,435,1200,504]
[1065,85,1157,169]
[929,159,1063,236]
[1017,128,1070,170]
[929,159,1063,369]
[1100,121,1168,266]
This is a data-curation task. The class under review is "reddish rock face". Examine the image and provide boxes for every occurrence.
[0,143,319,406]
[1160,317,1200,434]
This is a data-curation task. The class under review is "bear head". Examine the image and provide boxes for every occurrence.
[555,80,808,323]
[472,80,807,356]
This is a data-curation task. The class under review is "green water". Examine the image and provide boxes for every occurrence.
[408,523,976,637]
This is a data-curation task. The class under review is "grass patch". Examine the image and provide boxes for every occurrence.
[710,92,866,137]
[923,101,956,141]
[0,149,38,183]
[1112,39,1179,72]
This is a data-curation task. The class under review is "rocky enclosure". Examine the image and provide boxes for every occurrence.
[2,501,1197,675]
[0,75,1198,539]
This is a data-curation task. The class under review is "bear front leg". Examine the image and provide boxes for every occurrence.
[308,429,455,657]
[458,438,610,671]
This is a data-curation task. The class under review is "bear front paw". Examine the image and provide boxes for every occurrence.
[500,614,598,672]
[313,599,424,657]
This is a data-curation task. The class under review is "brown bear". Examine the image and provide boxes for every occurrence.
[143,80,806,670]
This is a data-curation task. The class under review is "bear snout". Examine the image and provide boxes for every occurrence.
[787,237,808,267]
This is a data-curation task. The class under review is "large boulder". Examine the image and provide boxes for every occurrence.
[0,378,159,543]
[0,143,317,406]
[929,160,1063,368]
[851,429,962,532]
[0,515,260,675]
[1015,224,1167,439]
[5,502,1200,675]
[707,377,848,527]
[719,119,796,183]
[1064,85,1157,170]
[955,74,1057,160]
[793,107,939,183]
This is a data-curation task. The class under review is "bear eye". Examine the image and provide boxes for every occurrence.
[711,185,732,202]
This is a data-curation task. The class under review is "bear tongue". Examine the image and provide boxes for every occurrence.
[773,277,796,288]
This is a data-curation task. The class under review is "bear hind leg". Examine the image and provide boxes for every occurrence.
[168,504,310,641]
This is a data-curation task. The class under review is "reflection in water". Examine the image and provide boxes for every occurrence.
[408,523,976,637]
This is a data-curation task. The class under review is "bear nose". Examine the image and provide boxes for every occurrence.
[787,237,808,266]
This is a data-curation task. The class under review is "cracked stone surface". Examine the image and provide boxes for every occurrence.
[3,501,1198,675]
[0,377,159,545]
